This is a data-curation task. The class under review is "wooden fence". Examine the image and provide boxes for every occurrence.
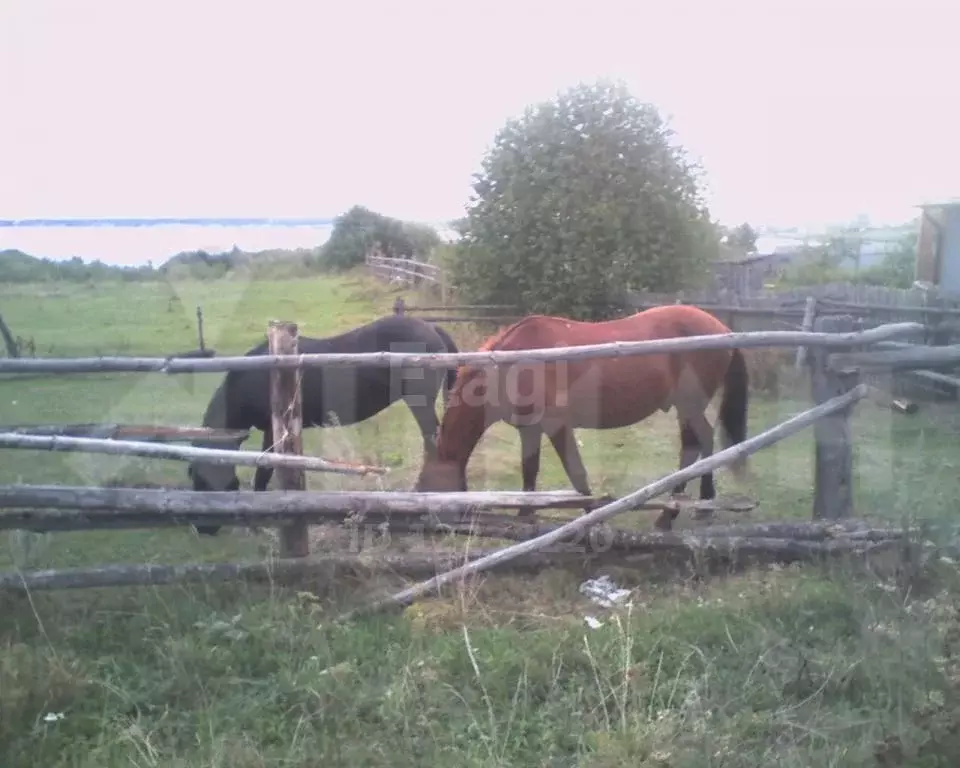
[389,296,521,326]
[364,252,441,285]
[0,315,953,614]
[623,290,960,400]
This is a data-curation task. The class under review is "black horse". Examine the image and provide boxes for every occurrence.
[187,314,459,535]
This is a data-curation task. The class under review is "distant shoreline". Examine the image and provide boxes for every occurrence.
[0,218,336,228]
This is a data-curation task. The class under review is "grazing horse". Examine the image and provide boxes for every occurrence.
[188,314,459,535]
[414,305,749,529]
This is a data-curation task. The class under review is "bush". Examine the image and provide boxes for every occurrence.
[0,250,160,284]
[319,206,441,272]
[858,234,916,288]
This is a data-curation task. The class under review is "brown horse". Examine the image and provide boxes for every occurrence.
[414,304,750,529]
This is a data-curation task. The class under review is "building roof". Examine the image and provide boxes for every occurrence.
[916,198,960,210]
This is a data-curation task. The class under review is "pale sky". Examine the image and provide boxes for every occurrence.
[1,0,957,229]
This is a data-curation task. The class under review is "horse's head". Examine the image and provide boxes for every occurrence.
[186,461,241,536]
[414,455,467,492]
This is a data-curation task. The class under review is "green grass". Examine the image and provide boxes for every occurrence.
[2,271,960,766]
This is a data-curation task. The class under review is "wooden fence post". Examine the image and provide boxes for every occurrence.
[267,320,310,557]
[0,314,19,358]
[809,314,858,520]
[196,306,206,352]
[794,296,818,370]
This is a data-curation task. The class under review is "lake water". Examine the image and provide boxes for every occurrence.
[0,220,342,267]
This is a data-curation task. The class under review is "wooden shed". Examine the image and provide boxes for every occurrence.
[916,199,960,298]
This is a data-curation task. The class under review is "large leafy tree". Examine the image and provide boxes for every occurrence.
[451,81,719,319]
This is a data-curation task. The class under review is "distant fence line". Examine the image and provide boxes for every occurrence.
[390,296,521,325]
[367,253,960,334]
[364,252,440,285]
[639,281,952,309]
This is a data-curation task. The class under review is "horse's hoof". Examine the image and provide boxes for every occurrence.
[654,506,680,531]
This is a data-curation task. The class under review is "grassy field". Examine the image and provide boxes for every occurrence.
[2,271,960,766]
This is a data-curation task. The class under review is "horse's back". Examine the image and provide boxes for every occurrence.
[224,315,451,428]
[480,307,736,427]
[296,314,448,355]
[492,305,728,346]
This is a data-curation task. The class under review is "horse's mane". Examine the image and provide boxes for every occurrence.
[448,315,541,400]
[201,377,229,429]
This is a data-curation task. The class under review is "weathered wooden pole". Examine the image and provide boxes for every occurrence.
[267,320,310,557]
[794,296,818,370]
[0,431,386,475]
[809,315,859,520]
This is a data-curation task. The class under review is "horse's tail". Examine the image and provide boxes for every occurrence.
[718,348,749,478]
[431,323,460,405]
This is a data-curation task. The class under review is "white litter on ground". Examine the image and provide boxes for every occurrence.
[578,575,633,608]
[584,615,604,629]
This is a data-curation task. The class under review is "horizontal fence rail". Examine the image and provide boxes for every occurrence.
[632,299,960,319]
[869,342,960,389]
[366,254,440,283]
[829,344,960,372]
[1,423,251,443]
[0,322,926,374]
[367,255,440,272]
[0,548,586,593]
[0,496,757,534]
[0,487,600,532]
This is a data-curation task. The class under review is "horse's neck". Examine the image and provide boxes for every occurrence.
[437,399,489,467]
[201,380,231,428]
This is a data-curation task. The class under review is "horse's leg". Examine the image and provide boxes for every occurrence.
[689,410,716,502]
[670,417,702,497]
[404,396,440,460]
[253,425,275,492]
[517,424,542,518]
[658,414,703,531]
[544,423,594,515]
[659,410,716,530]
